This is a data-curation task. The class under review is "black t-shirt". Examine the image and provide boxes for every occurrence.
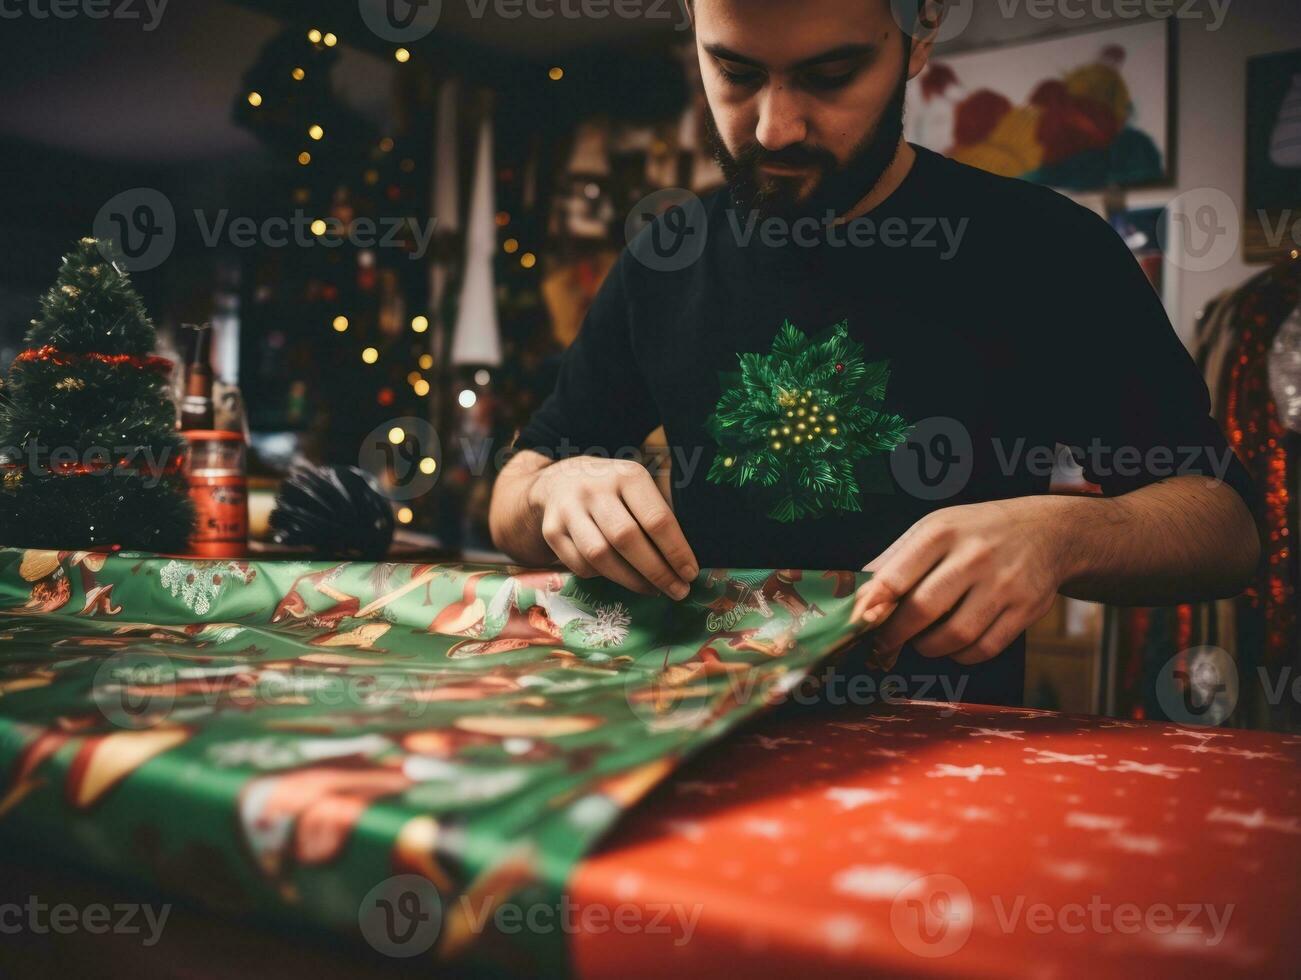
[516,145,1251,706]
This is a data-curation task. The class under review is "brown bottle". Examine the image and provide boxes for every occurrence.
[181,322,214,431]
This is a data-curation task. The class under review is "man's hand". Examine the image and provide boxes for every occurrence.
[850,476,1260,668]
[526,456,699,599]
[851,497,1072,666]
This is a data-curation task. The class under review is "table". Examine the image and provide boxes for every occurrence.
[1,546,1296,977]
[3,697,1295,979]
[573,698,1301,979]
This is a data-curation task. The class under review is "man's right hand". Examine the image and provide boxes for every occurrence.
[525,456,699,599]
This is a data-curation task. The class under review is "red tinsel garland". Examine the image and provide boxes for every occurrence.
[14,345,174,375]
[1176,603,1194,653]
[1225,271,1297,670]
[3,345,181,485]
[1,454,184,477]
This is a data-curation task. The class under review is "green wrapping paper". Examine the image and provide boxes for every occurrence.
[0,547,869,968]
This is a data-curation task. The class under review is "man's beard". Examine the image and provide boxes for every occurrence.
[705,68,909,223]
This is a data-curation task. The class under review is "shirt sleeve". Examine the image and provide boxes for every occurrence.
[512,253,661,459]
[1040,203,1253,504]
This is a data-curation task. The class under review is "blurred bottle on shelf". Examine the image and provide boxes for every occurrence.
[180,322,215,431]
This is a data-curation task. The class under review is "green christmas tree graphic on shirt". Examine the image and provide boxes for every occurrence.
[705,319,912,523]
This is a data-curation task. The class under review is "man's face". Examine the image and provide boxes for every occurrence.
[694,0,931,219]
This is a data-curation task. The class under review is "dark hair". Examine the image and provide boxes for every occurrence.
[683,1,939,52]
[684,0,936,15]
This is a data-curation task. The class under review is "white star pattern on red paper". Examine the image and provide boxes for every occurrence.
[741,817,786,840]
[748,735,814,749]
[1106,831,1167,855]
[1065,812,1128,831]
[825,786,894,810]
[1023,749,1107,767]
[1100,760,1197,779]
[957,725,1026,740]
[1206,807,1301,834]
[832,864,924,900]
[926,763,1006,782]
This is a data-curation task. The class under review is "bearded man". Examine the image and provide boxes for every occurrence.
[489,0,1258,706]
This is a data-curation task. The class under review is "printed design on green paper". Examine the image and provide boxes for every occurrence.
[705,319,913,523]
[0,548,870,970]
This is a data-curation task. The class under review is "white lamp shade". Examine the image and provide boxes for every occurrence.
[451,113,502,367]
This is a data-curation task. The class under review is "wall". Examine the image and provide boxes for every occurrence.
[933,0,1301,343]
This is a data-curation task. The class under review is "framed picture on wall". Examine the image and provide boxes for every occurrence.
[905,19,1174,192]
[1244,47,1301,263]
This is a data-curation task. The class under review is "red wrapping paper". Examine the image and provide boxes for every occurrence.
[572,699,1300,979]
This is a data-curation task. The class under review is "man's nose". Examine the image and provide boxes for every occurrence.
[755,82,808,151]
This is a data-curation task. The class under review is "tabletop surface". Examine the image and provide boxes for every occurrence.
[573,698,1301,980]
[1,547,1296,977]
[2,697,1297,979]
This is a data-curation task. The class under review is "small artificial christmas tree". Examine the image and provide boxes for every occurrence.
[0,238,195,552]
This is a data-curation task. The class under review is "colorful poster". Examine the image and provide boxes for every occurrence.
[906,20,1172,191]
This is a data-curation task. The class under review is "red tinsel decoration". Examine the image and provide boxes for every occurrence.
[4,346,182,482]
[1175,603,1193,653]
[1,454,184,478]
[14,345,174,375]
[1225,270,1297,670]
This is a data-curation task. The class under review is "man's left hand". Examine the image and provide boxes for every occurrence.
[852,497,1077,666]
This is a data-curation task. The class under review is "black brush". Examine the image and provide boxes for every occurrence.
[268,463,395,560]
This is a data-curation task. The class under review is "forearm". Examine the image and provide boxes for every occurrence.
[1052,475,1260,606]
[488,450,559,568]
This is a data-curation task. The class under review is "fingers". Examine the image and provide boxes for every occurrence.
[854,502,1047,667]
[856,518,951,622]
[869,557,970,658]
[861,523,915,574]
[535,459,698,600]
[910,586,1007,659]
[546,532,598,580]
[949,607,1025,665]
[851,585,896,628]
[589,496,692,599]
[619,476,699,583]
[562,515,660,596]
